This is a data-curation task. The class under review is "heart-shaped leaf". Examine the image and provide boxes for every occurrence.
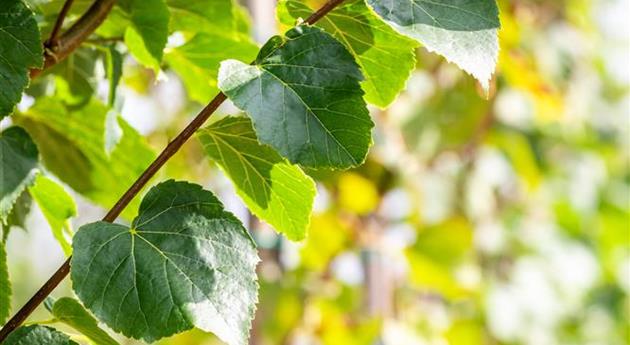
[71,180,259,345]
[218,26,373,169]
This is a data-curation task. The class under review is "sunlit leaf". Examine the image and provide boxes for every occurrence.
[51,297,120,345]
[219,26,373,169]
[278,0,418,108]
[71,180,259,345]
[28,175,76,256]
[4,325,78,345]
[198,116,315,241]
[366,0,500,90]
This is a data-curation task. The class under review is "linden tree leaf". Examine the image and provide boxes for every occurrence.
[198,116,315,241]
[166,33,258,103]
[28,175,77,256]
[14,98,155,220]
[51,297,120,345]
[0,0,43,119]
[71,180,259,345]
[0,243,10,324]
[278,0,418,108]
[0,127,39,224]
[366,0,500,90]
[218,26,373,169]
[4,325,78,345]
[119,0,170,72]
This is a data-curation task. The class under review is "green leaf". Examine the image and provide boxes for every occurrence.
[166,0,249,36]
[0,127,39,224]
[51,297,120,345]
[105,46,123,107]
[49,47,99,107]
[4,325,78,345]
[14,98,155,220]
[71,180,259,345]
[278,0,418,108]
[0,0,43,119]
[366,0,500,90]
[218,26,373,169]
[119,0,170,72]
[166,33,258,103]
[198,116,315,241]
[3,190,32,235]
[0,243,10,324]
[28,175,76,256]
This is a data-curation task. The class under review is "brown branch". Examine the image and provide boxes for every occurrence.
[0,0,346,341]
[31,0,116,79]
[45,0,76,49]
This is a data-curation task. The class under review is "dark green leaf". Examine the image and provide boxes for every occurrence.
[0,0,43,119]
[198,116,315,241]
[0,242,10,324]
[0,127,39,224]
[218,26,373,169]
[4,325,78,345]
[366,0,500,90]
[119,0,170,72]
[14,98,155,220]
[28,175,76,255]
[71,180,259,344]
[278,0,418,108]
[52,297,120,345]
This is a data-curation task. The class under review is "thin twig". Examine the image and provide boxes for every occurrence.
[31,0,116,78]
[45,0,76,49]
[0,0,346,341]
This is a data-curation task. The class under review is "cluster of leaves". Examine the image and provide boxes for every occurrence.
[0,0,502,344]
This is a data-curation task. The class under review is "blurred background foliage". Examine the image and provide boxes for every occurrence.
[3,0,628,344]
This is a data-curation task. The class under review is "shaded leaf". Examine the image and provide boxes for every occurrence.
[49,47,99,107]
[366,0,500,90]
[52,297,120,345]
[198,116,315,241]
[218,26,373,169]
[278,0,418,108]
[28,175,76,256]
[0,0,43,119]
[105,45,123,107]
[71,180,259,345]
[0,127,39,224]
[4,325,78,345]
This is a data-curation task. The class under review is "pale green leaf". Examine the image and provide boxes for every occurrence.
[71,180,259,345]
[0,0,43,119]
[49,47,99,107]
[52,297,120,345]
[119,0,170,72]
[366,0,500,90]
[166,0,249,37]
[198,116,315,241]
[166,33,258,103]
[14,98,155,220]
[278,0,418,108]
[4,325,78,345]
[28,175,76,256]
[218,26,373,169]
[0,243,10,324]
[0,127,39,224]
